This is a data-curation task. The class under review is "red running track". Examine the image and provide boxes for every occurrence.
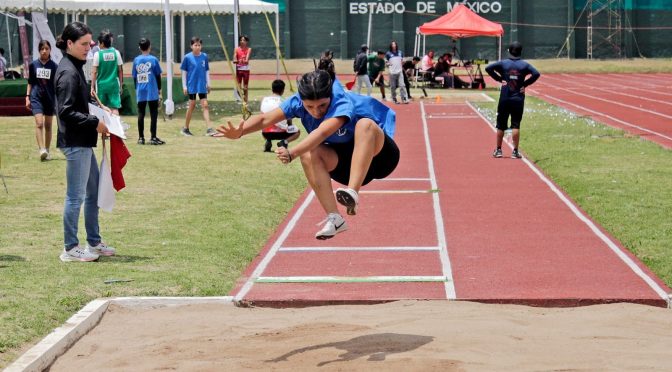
[230,100,670,307]
[529,73,672,149]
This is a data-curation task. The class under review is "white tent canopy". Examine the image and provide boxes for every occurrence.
[1,0,278,15]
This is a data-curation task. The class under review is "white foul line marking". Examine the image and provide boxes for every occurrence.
[256,276,451,283]
[427,115,480,119]
[359,190,434,194]
[377,177,431,181]
[421,101,457,299]
[279,246,441,252]
[528,89,672,142]
[234,191,316,302]
[467,101,670,302]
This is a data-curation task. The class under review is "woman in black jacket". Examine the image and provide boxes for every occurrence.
[55,22,116,262]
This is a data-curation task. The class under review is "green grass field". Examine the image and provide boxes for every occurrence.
[1,66,672,367]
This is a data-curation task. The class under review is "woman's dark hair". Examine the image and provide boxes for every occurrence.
[56,22,92,51]
[239,35,250,43]
[297,70,332,101]
[98,30,113,48]
[389,40,398,52]
[38,40,51,51]
[317,56,336,81]
[139,38,151,51]
[190,36,202,45]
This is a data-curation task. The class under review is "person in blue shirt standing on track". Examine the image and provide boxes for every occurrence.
[485,41,540,159]
[132,38,164,145]
[180,36,214,136]
[216,69,400,240]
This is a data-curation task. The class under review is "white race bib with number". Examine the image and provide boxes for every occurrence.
[137,73,149,84]
[103,53,115,62]
[36,68,51,79]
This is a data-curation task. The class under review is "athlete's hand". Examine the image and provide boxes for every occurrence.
[207,85,211,94]
[276,146,291,164]
[25,96,31,110]
[183,88,187,95]
[216,120,244,139]
[520,86,526,94]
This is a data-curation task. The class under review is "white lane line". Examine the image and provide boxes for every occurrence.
[234,191,316,302]
[467,101,670,302]
[480,92,495,102]
[537,79,672,120]
[421,101,457,300]
[544,74,672,107]
[377,177,431,181]
[279,246,441,252]
[528,89,672,142]
[583,74,672,95]
[256,276,451,283]
[427,115,480,119]
[359,190,435,194]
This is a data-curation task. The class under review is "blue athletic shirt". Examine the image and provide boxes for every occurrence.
[279,80,396,144]
[132,54,162,102]
[180,52,209,94]
[28,59,58,101]
[485,57,540,101]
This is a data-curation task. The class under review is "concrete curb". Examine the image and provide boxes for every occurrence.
[4,296,234,372]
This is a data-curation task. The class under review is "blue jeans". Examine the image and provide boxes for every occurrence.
[61,147,101,250]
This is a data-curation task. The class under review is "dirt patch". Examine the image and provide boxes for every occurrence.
[49,300,672,371]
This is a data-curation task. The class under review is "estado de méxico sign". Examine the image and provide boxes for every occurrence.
[349,1,503,15]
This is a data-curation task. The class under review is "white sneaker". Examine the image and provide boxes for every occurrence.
[86,242,116,256]
[60,246,99,262]
[45,150,52,160]
[336,188,359,216]
[39,148,48,161]
[315,213,348,240]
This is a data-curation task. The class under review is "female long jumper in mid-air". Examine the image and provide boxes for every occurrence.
[217,70,400,239]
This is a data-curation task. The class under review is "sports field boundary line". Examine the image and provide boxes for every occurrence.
[420,101,457,300]
[4,296,234,372]
[585,74,672,96]
[427,115,480,119]
[359,190,436,194]
[528,89,672,143]
[255,276,451,283]
[278,246,441,252]
[467,101,671,305]
[233,191,316,303]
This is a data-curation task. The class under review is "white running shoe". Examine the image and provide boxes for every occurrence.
[39,148,48,161]
[60,246,99,262]
[315,213,348,240]
[86,242,116,256]
[336,188,359,216]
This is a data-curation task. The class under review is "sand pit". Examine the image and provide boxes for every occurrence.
[48,300,672,371]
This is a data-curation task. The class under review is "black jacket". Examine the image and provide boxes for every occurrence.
[353,52,368,75]
[55,53,99,148]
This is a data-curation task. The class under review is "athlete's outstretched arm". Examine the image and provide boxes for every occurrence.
[216,107,287,139]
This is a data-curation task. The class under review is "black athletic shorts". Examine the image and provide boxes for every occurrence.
[496,99,524,130]
[326,133,400,186]
[188,93,207,100]
[262,131,296,140]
